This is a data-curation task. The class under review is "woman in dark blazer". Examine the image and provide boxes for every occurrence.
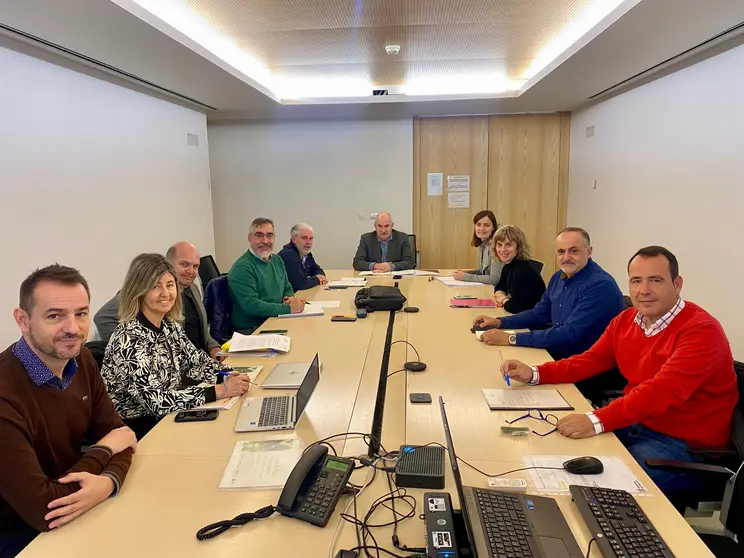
[491,225,546,314]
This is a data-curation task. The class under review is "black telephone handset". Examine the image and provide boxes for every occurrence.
[276,445,354,527]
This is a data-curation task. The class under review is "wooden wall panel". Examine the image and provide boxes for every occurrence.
[487,114,569,277]
[415,117,489,269]
[413,113,569,273]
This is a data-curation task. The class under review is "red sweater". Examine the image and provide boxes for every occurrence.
[538,302,737,448]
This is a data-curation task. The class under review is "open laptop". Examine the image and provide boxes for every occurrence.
[438,396,583,558]
[261,354,319,389]
[235,354,320,432]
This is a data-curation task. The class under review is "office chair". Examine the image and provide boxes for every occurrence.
[623,295,632,308]
[199,255,222,287]
[203,276,233,343]
[84,340,107,369]
[646,361,744,553]
[527,259,544,275]
[408,234,418,268]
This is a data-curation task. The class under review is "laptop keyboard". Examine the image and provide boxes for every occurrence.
[475,489,534,558]
[257,396,291,427]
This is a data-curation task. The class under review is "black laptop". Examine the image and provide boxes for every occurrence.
[438,396,583,558]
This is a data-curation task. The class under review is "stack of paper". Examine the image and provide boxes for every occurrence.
[219,439,302,490]
[523,455,648,494]
[306,300,341,308]
[195,395,240,411]
[481,389,573,410]
[328,278,367,287]
[278,302,324,319]
[228,333,291,354]
[436,276,484,287]
[358,269,439,277]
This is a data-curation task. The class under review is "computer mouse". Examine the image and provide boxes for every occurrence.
[563,456,604,475]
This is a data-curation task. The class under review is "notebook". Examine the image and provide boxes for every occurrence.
[228,333,291,354]
[278,303,324,319]
[450,298,496,308]
[481,389,574,410]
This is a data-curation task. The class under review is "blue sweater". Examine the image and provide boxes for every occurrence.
[500,259,624,360]
[278,242,326,291]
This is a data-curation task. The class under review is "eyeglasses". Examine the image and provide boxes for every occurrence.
[504,409,558,437]
[252,232,275,240]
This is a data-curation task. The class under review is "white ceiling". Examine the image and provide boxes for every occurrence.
[1,0,743,120]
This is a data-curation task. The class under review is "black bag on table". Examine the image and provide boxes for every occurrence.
[354,285,406,311]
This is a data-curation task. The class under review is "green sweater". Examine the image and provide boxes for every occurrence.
[228,251,295,330]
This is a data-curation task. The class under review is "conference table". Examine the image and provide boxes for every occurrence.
[19,271,713,557]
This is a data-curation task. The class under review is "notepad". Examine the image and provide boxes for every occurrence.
[450,298,496,308]
[436,277,484,287]
[278,303,324,319]
[306,300,341,308]
[228,333,291,354]
[481,389,573,410]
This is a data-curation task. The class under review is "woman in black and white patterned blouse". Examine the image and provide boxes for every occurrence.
[100,253,251,439]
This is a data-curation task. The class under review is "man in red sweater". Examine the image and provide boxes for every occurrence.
[502,246,738,494]
[0,266,136,557]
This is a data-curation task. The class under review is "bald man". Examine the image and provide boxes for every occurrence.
[94,243,221,359]
[352,212,415,272]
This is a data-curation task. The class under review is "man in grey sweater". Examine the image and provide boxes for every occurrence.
[94,243,221,358]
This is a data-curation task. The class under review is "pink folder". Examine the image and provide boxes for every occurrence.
[449,298,496,308]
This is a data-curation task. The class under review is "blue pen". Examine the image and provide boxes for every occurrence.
[505,373,511,387]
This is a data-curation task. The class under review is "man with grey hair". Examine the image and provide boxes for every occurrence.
[353,212,415,271]
[228,218,305,333]
[93,242,221,359]
[278,223,327,291]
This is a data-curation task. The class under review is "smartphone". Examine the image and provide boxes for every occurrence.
[259,329,288,335]
[327,285,348,290]
[174,410,219,423]
[331,315,357,322]
[454,295,477,300]
[409,392,432,404]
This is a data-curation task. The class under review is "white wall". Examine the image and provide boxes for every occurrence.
[568,44,744,357]
[208,119,413,271]
[0,46,215,346]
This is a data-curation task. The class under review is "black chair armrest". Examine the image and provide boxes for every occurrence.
[688,448,739,461]
[645,458,734,477]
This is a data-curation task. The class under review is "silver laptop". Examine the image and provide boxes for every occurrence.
[261,354,318,389]
[235,354,320,432]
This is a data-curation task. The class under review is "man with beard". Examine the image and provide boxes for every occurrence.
[228,217,306,333]
[278,223,327,291]
[0,265,136,557]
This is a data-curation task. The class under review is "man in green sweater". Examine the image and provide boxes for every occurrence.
[228,217,306,332]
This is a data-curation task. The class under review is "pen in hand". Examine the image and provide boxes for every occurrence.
[498,350,511,387]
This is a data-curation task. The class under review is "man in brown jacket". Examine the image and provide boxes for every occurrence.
[0,265,136,557]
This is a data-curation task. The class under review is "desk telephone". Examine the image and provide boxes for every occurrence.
[276,445,354,527]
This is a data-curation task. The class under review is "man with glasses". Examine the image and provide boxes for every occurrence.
[228,218,305,333]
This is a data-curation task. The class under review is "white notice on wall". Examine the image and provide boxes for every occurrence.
[447,175,470,192]
[427,173,443,196]
[448,192,470,209]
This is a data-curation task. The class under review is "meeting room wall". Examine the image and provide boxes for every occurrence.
[208,119,413,271]
[0,46,215,347]
[568,43,744,357]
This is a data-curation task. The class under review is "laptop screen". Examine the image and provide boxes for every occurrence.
[295,353,320,419]
[439,396,479,557]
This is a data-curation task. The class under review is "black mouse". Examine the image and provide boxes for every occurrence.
[563,456,604,475]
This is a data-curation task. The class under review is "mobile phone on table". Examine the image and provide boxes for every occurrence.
[331,315,357,322]
[259,329,288,335]
[174,410,219,423]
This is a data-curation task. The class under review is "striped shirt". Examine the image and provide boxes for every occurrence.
[634,298,685,337]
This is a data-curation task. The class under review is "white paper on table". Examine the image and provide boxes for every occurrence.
[436,276,484,287]
[306,300,341,308]
[278,304,324,319]
[219,439,302,490]
[216,350,278,359]
[448,192,470,209]
[412,270,440,276]
[481,389,573,410]
[358,271,375,276]
[228,333,291,353]
[427,172,443,196]
[447,175,470,192]
[523,455,649,495]
[329,278,367,287]
[194,395,240,411]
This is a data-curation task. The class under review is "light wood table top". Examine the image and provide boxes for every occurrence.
[19,271,713,557]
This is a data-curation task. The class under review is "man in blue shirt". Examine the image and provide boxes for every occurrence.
[278,223,327,291]
[475,227,624,361]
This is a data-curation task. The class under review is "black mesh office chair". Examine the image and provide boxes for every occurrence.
[199,255,222,287]
[84,340,107,369]
[646,361,744,555]
[527,259,544,275]
[408,234,418,269]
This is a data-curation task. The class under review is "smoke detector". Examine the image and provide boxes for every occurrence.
[385,44,401,55]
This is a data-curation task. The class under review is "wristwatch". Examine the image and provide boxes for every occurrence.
[508,334,517,346]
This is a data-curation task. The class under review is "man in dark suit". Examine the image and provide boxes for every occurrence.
[278,223,327,291]
[353,212,415,271]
